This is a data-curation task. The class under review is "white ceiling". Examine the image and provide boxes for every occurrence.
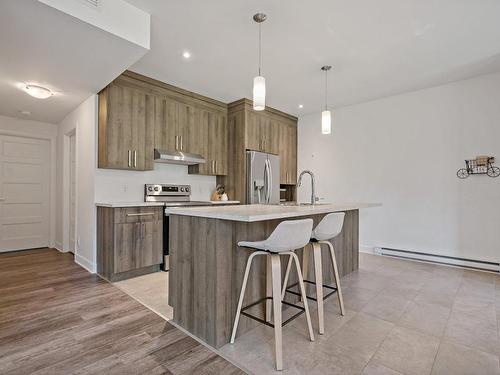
[0,1,147,123]
[128,0,500,116]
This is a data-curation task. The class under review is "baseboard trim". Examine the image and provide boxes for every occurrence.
[359,245,375,254]
[374,247,500,273]
[75,253,96,273]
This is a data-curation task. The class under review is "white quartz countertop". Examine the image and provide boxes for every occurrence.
[96,201,239,208]
[166,203,381,222]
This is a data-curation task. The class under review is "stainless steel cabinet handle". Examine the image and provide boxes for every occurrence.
[215,160,217,174]
[126,212,155,217]
[134,150,137,168]
[180,136,183,151]
[175,135,178,150]
[128,150,132,167]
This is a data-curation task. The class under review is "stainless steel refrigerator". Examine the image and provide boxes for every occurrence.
[246,150,280,204]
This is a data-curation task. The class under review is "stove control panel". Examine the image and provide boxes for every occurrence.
[145,184,192,197]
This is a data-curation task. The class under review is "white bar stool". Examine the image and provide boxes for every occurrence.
[282,213,346,335]
[230,219,315,371]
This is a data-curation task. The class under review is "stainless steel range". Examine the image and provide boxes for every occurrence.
[144,184,219,271]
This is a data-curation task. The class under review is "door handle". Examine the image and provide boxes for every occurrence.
[134,150,137,168]
[267,159,273,203]
[128,150,132,167]
[127,212,155,217]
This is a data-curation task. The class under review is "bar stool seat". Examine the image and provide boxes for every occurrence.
[230,219,315,371]
[282,213,346,335]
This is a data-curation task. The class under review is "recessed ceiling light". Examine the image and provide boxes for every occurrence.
[24,84,53,99]
[182,51,191,59]
[19,110,31,116]
[298,104,304,109]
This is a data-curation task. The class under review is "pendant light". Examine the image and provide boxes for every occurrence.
[321,65,332,134]
[253,13,267,111]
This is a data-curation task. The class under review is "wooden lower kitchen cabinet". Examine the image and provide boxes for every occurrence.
[97,206,163,282]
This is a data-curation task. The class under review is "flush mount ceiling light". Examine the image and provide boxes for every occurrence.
[24,84,53,99]
[252,13,267,111]
[298,104,304,109]
[320,66,332,135]
[182,50,191,59]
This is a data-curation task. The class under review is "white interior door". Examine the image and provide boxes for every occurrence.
[69,133,76,253]
[0,135,50,252]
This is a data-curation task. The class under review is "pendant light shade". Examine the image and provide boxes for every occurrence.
[253,13,267,111]
[321,110,332,134]
[253,76,266,111]
[320,65,332,134]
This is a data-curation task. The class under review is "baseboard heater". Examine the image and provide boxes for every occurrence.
[374,247,500,273]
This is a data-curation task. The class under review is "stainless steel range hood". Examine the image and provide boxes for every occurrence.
[154,149,206,166]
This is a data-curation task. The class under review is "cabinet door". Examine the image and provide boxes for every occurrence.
[278,122,288,184]
[130,93,155,170]
[262,117,279,155]
[278,122,298,184]
[288,124,297,183]
[99,84,135,169]
[178,102,196,153]
[154,96,178,152]
[245,111,262,151]
[210,113,228,175]
[113,219,162,274]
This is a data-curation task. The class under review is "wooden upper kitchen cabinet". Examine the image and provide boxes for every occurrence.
[245,110,279,155]
[98,71,229,175]
[218,99,298,203]
[97,206,163,282]
[189,109,228,176]
[98,83,155,171]
[279,121,298,184]
[155,98,197,154]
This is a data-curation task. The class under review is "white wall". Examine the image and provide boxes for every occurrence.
[0,115,57,138]
[95,166,216,202]
[57,95,97,272]
[56,94,217,273]
[298,72,500,263]
[39,0,150,49]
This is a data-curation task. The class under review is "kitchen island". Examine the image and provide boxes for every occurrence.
[167,203,380,348]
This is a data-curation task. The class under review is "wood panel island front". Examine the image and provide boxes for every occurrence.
[167,203,379,348]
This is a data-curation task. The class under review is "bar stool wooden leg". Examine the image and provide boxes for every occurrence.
[289,252,315,342]
[266,256,273,322]
[312,242,324,335]
[324,241,345,316]
[281,254,293,300]
[270,254,283,371]
[301,245,310,302]
[230,251,264,343]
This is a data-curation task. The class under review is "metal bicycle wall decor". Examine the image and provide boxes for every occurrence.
[457,156,500,179]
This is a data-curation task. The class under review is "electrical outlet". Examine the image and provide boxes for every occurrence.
[122,184,128,193]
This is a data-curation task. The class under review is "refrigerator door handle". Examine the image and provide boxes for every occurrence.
[267,159,273,204]
[265,159,272,204]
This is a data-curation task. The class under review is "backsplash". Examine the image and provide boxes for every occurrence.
[95,163,216,202]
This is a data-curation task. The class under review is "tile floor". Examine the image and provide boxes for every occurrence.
[113,271,173,320]
[219,253,500,375]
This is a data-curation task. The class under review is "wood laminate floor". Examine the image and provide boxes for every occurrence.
[0,248,245,375]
